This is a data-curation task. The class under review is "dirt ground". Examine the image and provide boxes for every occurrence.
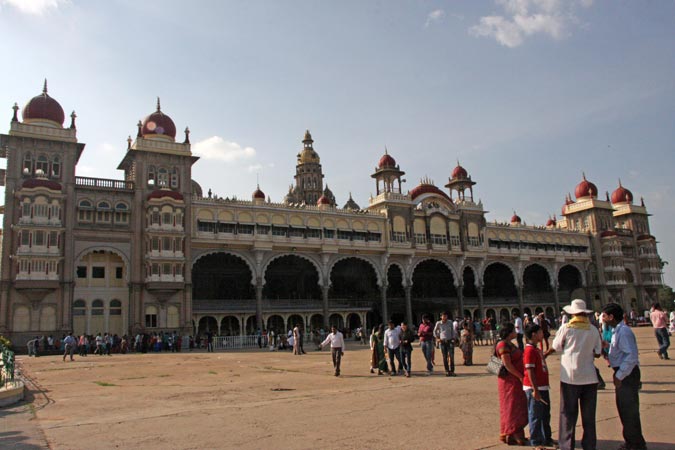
[5,327,675,450]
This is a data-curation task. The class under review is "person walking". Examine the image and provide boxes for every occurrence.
[383,320,402,375]
[547,299,602,450]
[62,332,76,362]
[434,311,458,377]
[399,322,415,377]
[601,302,647,450]
[320,325,345,376]
[418,314,435,375]
[496,322,528,445]
[650,302,670,360]
[370,324,387,375]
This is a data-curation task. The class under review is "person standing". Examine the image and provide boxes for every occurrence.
[320,325,345,376]
[370,324,387,375]
[418,314,435,375]
[513,312,524,350]
[459,322,473,366]
[547,299,602,450]
[293,324,302,355]
[399,322,415,377]
[523,323,554,448]
[383,320,402,375]
[62,332,76,362]
[650,303,670,360]
[496,322,528,445]
[602,303,647,450]
[434,311,458,377]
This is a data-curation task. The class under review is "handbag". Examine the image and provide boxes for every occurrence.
[486,354,504,376]
[486,343,508,377]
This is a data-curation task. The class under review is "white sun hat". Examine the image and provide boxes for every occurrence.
[563,299,593,315]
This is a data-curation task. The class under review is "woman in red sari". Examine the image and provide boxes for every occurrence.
[496,322,528,445]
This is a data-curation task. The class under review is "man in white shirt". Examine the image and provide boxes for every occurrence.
[547,299,602,450]
[320,325,345,376]
[513,312,524,350]
[383,321,402,375]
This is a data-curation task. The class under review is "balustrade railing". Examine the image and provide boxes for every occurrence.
[76,176,134,191]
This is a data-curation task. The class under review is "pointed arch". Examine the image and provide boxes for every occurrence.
[192,249,257,284]
[328,255,382,287]
[410,257,458,285]
[262,252,323,287]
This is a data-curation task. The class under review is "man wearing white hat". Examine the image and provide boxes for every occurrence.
[546,299,602,450]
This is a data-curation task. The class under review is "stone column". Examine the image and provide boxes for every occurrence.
[478,285,484,319]
[255,278,263,331]
[404,285,413,326]
[517,285,524,314]
[322,285,330,329]
[553,283,560,317]
[457,284,464,319]
[380,284,388,325]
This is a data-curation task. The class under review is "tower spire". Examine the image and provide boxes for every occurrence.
[156,97,161,112]
[43,79,48,95]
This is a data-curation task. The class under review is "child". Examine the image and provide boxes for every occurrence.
[523,323,554,449]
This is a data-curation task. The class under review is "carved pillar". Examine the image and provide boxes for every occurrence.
[477,284,484,319]
[255,278,263,331]
[380,284,388,325]
[322,285,330,329]
[553,282,560,317]
[404,285,412,325]
[457,283,464,319]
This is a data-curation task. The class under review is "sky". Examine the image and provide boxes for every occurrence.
[0,0,674,285]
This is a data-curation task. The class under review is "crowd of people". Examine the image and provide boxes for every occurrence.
[493,299,667,450]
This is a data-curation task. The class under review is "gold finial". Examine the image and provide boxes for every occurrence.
[156,97,161,112]
[582,171,587,181]
[43,79,48,95]
[618,178,622,187]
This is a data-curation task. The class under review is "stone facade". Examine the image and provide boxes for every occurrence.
[0,85,664,344]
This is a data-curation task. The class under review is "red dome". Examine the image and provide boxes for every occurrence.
[147,190,184,201]
[22,81,65,126]
[378,153,396,169]
[141,99,176,139]
[451,164,468,179]
[511,213,521,223]
[317,195,331,205]
[546,217,556,227]
[574,174,598,199]
[252,187,265,199]
[611,183,633,204]
[409,183,451,202]
[22,178,62,191]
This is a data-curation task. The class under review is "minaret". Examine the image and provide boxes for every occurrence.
[293,130,324,205]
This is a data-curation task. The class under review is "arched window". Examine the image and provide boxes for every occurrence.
[21,198,32,219]
[167,305,179,328]
[36,154,49,175]
[145,305,158,328]
[147,166,156,187]
[78,200,93,222]
[170,167,179,189]
[96,201,111,223]
[110,299,122,315]
[158,168,168,187]
[51,155,61,178]
[114,202,129,224]
[23,153,33,175]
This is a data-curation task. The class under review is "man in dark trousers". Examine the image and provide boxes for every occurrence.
[320,325,345,376]
[601,303,647,450]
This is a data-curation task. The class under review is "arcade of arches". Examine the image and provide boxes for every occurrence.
[187,252,587,335]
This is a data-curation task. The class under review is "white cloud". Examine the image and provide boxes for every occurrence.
[469,0,592,48]
[193,136,256,163]
[425,9,446,27]
[0,0,69,15]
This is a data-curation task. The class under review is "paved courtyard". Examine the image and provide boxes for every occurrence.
[3,327,674,450]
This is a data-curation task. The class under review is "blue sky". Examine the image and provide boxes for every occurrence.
[1,0,674,286]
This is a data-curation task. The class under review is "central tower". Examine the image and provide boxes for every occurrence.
[292,130,325,205]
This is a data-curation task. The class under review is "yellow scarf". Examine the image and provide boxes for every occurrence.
[567,315,590,330]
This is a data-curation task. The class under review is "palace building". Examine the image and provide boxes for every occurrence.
[0,83,664,344]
